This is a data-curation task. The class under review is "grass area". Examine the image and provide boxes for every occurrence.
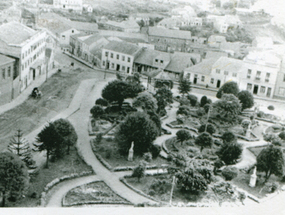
[248,146,267,157]
[63,181,130,206]
[92,138,168,168]
[7,147,93,207]
[126,175,205,203]
[232,171,283,199]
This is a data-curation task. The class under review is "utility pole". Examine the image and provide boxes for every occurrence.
[169,175,176,206]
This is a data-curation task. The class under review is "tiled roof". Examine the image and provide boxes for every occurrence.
[165,52,201,73]
[103,41,140,56]
[205,51,228,59]
[67,20,98,32]
[212,56,244,72]
[0,54,15,66]
[184,58,218,75]
[82,35,104,46]
[148,27,191,40]
[134,49,161,66]
[105,19,139,29]
[0,21,37,45]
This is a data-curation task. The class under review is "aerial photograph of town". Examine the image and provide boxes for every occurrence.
[0,0,284,213]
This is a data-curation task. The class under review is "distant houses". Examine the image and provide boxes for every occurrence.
[99,18,140,33]
[53,0,83,13]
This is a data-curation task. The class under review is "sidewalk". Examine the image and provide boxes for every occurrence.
[0,67,59,115]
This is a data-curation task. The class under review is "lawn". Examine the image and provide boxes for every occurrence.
[6,146,93,207]
[92,138,169,168]
[247,146,267,157]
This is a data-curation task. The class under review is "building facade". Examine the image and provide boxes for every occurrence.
[53,0,83,12]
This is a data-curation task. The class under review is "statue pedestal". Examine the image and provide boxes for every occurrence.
[249,166,257,187]
[128,141,134,161]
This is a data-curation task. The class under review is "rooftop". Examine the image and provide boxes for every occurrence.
[205,51,228,59]
[212,56,244,72]
[67,20,98,32]
[184,58,219,75]
[103,41,141,56]
[148,27,191,40]
[0,21,37,45]
[134,49,163,66]
[0,54,15,66]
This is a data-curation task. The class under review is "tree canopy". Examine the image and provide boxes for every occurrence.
[178,78,191,97]
[198,124,216,135]
[217,142,243,165]
[90,105,105,119]
[221,131,237,144]
[133,91,157,112]
[176,130,192,145]
[115,112,158,156]
[216,81,239,99]
[237,90,254,110]
[195,132,213,152]
[256,145,284,181]
[0,152,29,207]
[102,80,141,109]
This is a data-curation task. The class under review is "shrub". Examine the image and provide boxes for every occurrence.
[222,166,238,181]
[105,148,113,159]
[95,98,108,106]
[268,105,275,110]
[279,131,285,140]
[257,111,265,118]
[187,94,198,106]
[95,133,103,144]
[207,99,212,104]
[177,105,191,116]
[203,104,211,113]
[149,144,161,158]
[216,81,239,99]
[143,152,152,162]
[149,179,171,195]
[200,96,208,107]
[179,98,191,106]
[196,108,205,116]
[148,190,156,196]
[217,142,242,165]
[90,105,105,119]
[198,124,216,135]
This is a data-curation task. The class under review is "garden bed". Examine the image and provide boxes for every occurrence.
[91,138,169,169]
[247,146,268,157]
[62,181,132,207]
[88,117,116,136]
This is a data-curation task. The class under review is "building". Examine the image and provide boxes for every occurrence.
[148,27,192,52]
[208,35,227,48]
[0,3,22,24]
[101,19,140,33]
[53,0,83,12]
[0,54,19,105]
[274,57,285,99]
[252,37,274,49]
[101,41,142,74]
[0,22,46,92]
[157,17,203,29]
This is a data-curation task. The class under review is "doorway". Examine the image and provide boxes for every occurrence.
[193,74,197,84]
[266,87,272,97]
[116,64,120,71]
[216,80,221,88]
[253,85,258,94]
[32,69,36,80]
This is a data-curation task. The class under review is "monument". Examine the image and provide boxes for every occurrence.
[246,121,252,138]
[249,166,257,187]
[128,141,134,161]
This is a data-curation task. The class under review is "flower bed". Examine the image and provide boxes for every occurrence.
[88,117,114,136]
[62,181,132,207]
[40,171,94,206]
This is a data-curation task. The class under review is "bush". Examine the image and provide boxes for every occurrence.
[268,105,275,110]
[279,131,285,140]
[95,133,103,144]
[198,124,216,135]
[149,179,171,195]
[217,142,242,165]
[143,152,152,162]
[222,166,238,181]
[149,144,161,158]
[90,105,105,119]
[196,108,205,117]
[257,111,265,118]
[95,98,108,106]
[177,105,191,116]
[200,96,208,107]
[187,94,198,106]
[105,148,113,159]
[179,98,191,106]
[203,104,211,113]
[148,190,156,196]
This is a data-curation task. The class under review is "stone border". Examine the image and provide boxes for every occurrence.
[62,180,133,207]
[40,171,94,207]
[113,164,169,172]
[94,153,113,171]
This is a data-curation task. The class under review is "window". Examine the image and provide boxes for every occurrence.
[144,66,147,72]
[160,60,163,64]
[260,86,266,93]
[8,67,11,77]
[283,74,285,82]
[122,56,125,61]
[62,35,65,40]
[186,73,190,80]
[256,71,261,76]
[201,76,205,82]
[247,83,252,91]
[2,69,5,79]
[127,57,131,62]
[266,73,270,78]
[72,30,74,33]
[155,59,158,63]
[122,66,125,71]
[265,79,269,83]
[279,87,285,95]
[224,71,228,75]
[117,54,119,60]
[216,69,220,74]
[211,78,214,84]
[111,63,114,68]
[105,52,108,57]
[247,69,251,79]
[233,73,237,77]
[111,53,113,58]
[102,61,105,66]
[127,67,130,73]
[22,54,24,59]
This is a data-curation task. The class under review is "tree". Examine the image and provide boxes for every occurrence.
[187,94,198,106]
[132,161,146,182]
[176,105,191,116]
[198,124,216,135]
[195,132,213,152]
[213,94,242,122]
[154,86,173,115]
[178,78,191,98]
[133,91,157,112]
[52,118,78,155]
[256,145,284,181]
[279,131,285,140]
[34,122,64,168]
[175,166,208,194]
[95,98,108,106]
[216,81,239,99]
[200,96,208,107]
[102,80,139,109]
[176,130,192,145]
[8,129,35,168]
[115,112,158,155]
[0,152,29,207]
[238,90,254,110]
[221,131,237,144]
[222,166,238,181]
[147,110,161,135]
[90,105,105,119]
[217,142,243,165]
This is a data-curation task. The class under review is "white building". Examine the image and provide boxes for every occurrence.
[0,22,46,92]
[53,0,83,12]
[101,41,142,75]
